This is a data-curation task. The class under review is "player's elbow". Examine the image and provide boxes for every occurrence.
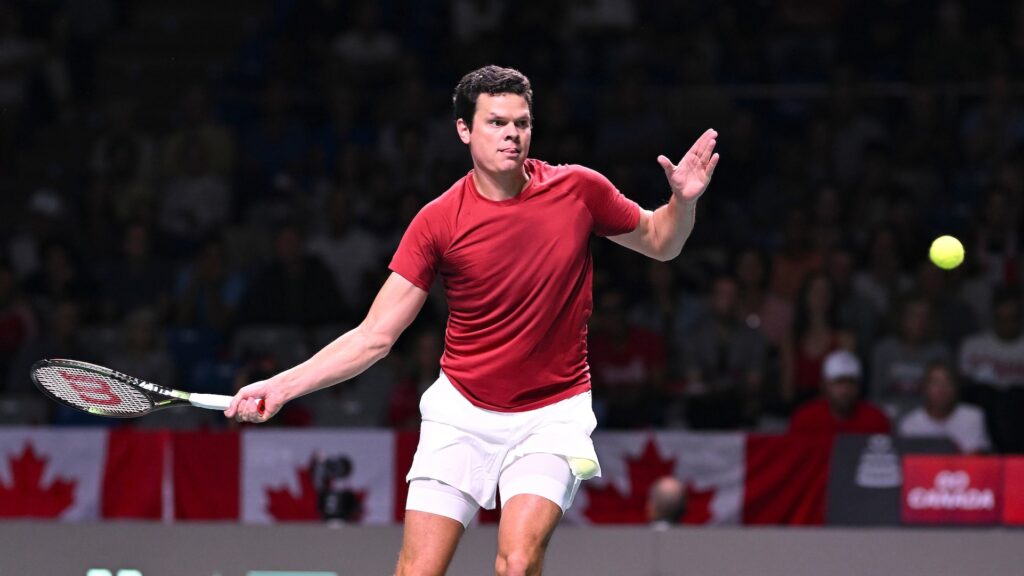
[366,331,396,361]
[652,244,682,262]
[359,324,397,361]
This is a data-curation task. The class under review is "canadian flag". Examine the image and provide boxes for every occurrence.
[241,430,394,524]
[569,432,746,525]
[0,427,165,520]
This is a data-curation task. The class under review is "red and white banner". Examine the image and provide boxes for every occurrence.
[0,428,830,525]
[241,430,394,524]
[0,428,107,520]
[572,432,745,525]
[901,456,1002,525]
[0,428,171,521]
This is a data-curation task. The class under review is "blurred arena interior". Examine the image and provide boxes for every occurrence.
[1,0,1024,574]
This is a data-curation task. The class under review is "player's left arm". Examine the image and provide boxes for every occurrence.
[609,129,719,261]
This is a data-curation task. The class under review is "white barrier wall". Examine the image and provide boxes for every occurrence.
[1,522,1022,576]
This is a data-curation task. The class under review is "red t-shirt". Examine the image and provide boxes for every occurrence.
[788,398,891,437]
[389,159,641,411]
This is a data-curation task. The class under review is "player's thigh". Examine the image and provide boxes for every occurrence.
[496,494,562,576]
[495,453,573,575]
[396,510,465,576]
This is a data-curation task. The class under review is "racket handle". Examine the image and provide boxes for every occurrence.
[257,399,266,415]
[190,393,232,410]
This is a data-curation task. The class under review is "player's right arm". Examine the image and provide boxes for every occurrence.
[225,272,428,422]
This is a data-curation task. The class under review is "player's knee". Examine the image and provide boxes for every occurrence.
[495,549,541,576]
[395,551,445,576]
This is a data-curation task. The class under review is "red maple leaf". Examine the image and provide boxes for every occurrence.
[266,463,368,522]
[681,482,716,524]
[584,437,676,524]
[0,443,76,517]
[267,464,319,520]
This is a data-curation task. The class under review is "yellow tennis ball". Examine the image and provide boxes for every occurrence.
[567,457,599,479]
[929,235,964,270]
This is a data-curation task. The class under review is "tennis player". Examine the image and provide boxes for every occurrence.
[226,65,718,576]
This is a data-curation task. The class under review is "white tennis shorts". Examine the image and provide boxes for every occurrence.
[406,371,601,512]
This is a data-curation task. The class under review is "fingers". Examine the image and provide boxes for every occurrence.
[224,383,269,423]
[706,152,720,179]
[224,393,240,419]
[699,130,718,165]
[656,155,675,175]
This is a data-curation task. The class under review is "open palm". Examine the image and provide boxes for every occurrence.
[657,129,719,203]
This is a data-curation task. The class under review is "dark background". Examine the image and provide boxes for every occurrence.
[0,0,1021,445]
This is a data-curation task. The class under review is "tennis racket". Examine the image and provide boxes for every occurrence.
[31,358,264,418]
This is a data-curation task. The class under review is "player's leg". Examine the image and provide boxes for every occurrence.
[494,453,575,576]
[396,478,478,576]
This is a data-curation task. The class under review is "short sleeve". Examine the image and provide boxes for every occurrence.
[574,166,641,237]
[388,204,447,291]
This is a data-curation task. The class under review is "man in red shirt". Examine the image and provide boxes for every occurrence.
[789,349,891,437]
[226,66,718,576]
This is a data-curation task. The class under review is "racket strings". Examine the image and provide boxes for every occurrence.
[34,364,152,415]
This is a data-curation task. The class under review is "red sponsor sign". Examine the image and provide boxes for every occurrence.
[1003,458,1024,525]
[901,456,1002,525]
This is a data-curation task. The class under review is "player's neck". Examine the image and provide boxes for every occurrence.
[472,164,530,201]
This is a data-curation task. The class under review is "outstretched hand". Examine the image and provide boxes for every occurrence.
[225,379,284,424]
[657,128,719,204]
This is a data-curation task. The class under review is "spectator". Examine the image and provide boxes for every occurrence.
[646,475,686,529]
[590,289,667,428]
[0,262,37,391]
[7,189,69,280]
[239,224,346,328]
[958,286,1024,452]
[781,273,853,406]
[684,275,767,428]
[173,237,247,333]
[90,100,157,225]
[307,188,380,314]
[789,350,891,437]
[629,260,705,364]
[97,223,171,322]
[159,135,232,250]
[826,245,881,363]
[853,227,913,316]
[104,307,175,391]
[899,362,991,454]
[770,207,822,302]
[0,3,43,154]
[870,294,951,416]
[915,260,977,350]
[388,329,443,429]
[971,188,1021,289]
[7,299,95,396]
[734,248,792,349]
[160,86,236,178]
[24,242,91,312]
[330,2,402,73]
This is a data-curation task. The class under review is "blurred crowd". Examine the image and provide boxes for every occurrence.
[1,0,1023,452]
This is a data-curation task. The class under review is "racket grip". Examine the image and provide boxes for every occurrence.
[257,399,266,415]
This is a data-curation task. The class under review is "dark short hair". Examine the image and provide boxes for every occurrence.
[453,65,533,130]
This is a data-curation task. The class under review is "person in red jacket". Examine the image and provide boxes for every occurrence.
[789,349,890,437]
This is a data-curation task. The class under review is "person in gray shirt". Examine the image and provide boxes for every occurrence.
[871,293,951,418]
[685,275,767,428]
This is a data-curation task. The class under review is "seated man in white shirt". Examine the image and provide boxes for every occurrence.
[899,362,991,454]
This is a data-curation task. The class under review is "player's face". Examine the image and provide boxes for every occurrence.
[458,93,532,174]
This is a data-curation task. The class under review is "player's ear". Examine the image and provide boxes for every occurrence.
[456,118,471,144]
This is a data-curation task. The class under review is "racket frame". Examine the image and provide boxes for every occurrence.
[31,358,234,418]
